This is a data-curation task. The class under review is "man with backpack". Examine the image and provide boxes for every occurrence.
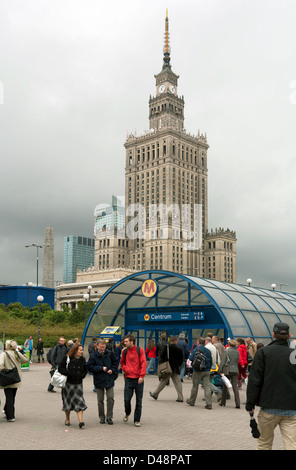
[47,337,67,393]
[186,337,213,409]
[120,334,146,427]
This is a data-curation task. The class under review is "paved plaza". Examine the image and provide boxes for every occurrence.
[0,362,284,452]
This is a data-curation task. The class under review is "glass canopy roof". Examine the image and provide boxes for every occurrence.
[83,270,296,345]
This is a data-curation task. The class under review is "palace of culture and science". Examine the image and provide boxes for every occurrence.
[56,12,237,310]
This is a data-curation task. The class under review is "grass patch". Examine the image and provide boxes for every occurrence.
[0,302,90,348]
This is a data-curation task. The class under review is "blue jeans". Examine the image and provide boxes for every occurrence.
[180,361,186,380]
[124,378,144,423]
[146,357,156,373]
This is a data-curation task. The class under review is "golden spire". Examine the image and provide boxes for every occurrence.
[163,9,171,67]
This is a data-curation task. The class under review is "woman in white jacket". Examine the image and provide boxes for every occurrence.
[0,340,29,422]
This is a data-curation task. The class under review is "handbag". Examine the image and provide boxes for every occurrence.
[210,348,219,373]
[0,352,21,387]
[50,357,69,388]
[157,346,172,379]
[221,373,232,389]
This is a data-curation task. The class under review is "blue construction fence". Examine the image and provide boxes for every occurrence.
[0,285,55,310]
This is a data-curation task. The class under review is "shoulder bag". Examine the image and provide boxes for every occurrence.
[0,352,21,387]
[157,345,172,379]
[221,373,232,389]
[50,356,70,388]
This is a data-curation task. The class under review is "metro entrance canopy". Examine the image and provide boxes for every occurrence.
[82,270,296,352]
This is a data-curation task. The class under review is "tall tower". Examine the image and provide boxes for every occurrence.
[124,11,210,275]
[42,225,55,288]
[91,10,237,283]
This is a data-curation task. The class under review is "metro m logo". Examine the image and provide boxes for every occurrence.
[141,279,158,298]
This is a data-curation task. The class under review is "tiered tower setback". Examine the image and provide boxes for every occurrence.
[96,11,237,281]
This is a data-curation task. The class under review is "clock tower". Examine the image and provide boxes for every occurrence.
[122,10,237,281]
[149,11,184,133]
[56,9,237,311]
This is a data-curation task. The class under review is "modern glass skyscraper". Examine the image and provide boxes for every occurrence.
[63,236,95,284]
[94,195,125,239]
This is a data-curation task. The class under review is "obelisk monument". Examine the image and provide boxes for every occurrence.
[42,225,55,288]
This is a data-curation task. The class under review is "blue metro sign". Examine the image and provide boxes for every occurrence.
[138,311,205,322]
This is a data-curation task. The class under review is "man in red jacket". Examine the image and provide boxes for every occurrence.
[120,334,146,427]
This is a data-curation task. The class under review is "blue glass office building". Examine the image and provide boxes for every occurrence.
[63,236,95,284]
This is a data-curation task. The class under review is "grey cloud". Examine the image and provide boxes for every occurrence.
[0,0,296,292]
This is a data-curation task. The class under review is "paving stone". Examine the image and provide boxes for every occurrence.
[0,364,284,451]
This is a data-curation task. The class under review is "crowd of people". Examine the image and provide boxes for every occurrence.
[0,331,261,426]
[149,333,259,410]
[1,323,296,449]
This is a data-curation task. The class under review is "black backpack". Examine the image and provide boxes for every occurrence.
[47,345,56,365]
[192,348,206,371]
[123,346,141,360]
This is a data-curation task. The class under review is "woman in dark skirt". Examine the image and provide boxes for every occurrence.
[36,338,44,363]
[58,343,88,428]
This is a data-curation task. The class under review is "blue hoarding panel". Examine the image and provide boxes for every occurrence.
[0,286,55,309]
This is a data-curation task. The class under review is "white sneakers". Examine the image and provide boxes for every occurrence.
[123,415,141,426]
[2,410,15,421]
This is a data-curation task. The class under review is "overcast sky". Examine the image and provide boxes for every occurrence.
[0,0,296,292]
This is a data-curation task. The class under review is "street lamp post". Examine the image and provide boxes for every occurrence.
[28,282,33,310]
[83,293,89,326]
[37,295,44,341]
[88,285,92,316]
[25,244,44,286]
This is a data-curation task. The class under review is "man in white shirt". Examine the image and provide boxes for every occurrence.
[212,336,224,363]
[205,337,219,370]
[205,336,221,401]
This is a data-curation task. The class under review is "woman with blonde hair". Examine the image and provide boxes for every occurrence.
[0,340,29,422]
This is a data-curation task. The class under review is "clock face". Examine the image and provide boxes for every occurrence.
[158,84,165,94]
[169,85,175,93]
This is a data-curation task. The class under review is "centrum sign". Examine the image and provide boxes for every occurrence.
[138,311,205,322]
[141,279,158,298]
